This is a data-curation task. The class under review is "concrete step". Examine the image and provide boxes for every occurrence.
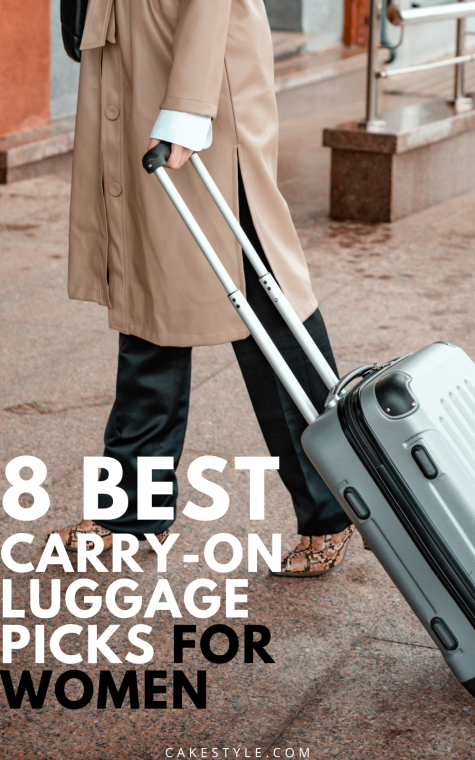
[274,44,367,94]
[271,30,314,60]
[0,117,74,184]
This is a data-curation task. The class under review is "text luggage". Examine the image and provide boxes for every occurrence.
[142,142,475,695]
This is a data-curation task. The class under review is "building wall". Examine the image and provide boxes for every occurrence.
[303,0,344,51]
[2,0,475,139]
[264,0,343,50]
[265,0,475,65]
[0,0,50,137]
[50,0,80,120]
[263,0,302,31]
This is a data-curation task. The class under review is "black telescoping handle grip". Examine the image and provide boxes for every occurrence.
[142,141,172,174]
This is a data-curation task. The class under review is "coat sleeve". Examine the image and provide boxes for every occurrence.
[160,0,233,119]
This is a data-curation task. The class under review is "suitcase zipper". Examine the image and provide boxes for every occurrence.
[338,379,475,629]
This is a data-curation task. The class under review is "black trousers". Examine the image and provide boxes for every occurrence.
[96,179,352,539]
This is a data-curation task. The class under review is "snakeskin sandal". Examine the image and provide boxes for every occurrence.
[273,525,356,577]
[46,519,170,553]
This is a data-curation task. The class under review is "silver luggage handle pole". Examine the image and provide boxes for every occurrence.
[189,153,338,391]
[142,143,319,425]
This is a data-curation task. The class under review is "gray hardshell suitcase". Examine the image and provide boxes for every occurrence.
[143,142,475,695]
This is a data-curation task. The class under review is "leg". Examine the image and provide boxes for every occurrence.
[95,332,192,538]
[232,173,352,537]
[48,332,191,549]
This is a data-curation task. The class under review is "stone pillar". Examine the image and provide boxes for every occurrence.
[0,0,51,138]
[323,100,475,222]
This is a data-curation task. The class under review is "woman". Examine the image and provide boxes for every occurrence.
[50,0,354,576]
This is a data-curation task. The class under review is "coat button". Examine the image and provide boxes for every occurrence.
[105,106,119,120]
[108,182,122,197]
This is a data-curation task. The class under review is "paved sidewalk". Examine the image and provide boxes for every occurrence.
[1,68,475,759]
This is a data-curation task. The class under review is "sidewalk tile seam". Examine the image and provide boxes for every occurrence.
[365,634,437,651]
[259,641,364,756]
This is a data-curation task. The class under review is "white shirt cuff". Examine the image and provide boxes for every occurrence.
[150,109,213,152]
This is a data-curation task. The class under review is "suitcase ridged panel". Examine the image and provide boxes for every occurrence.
[301,390,475,687]
[361,347,475,584]
[440,387,475,469]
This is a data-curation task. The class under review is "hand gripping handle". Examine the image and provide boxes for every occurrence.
[143,142,172,173]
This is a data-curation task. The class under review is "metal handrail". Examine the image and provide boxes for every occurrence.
[378,50,475,78]
[363,0,475,129]
[387,1,475,25]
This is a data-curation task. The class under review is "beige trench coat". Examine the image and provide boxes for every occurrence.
[68,0,318,347]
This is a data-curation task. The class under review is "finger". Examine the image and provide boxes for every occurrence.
[176,148,193,169]
[166,145,194,170]
[147,138,160,153]
[171,148,193,170]
[166,144,183,170]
